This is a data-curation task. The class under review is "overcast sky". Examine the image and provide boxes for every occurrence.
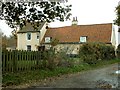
[0,0,119,36]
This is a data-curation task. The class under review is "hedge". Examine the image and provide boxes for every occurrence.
[79,43,115,64]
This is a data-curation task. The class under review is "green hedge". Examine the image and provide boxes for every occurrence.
[79,43,115,64]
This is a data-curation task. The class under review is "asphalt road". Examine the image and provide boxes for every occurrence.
[2,63,120,90]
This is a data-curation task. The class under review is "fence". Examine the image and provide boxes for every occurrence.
[2,50,43,73]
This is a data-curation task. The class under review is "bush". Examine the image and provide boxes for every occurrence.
[41,48,76,69]
[41,48,71,70]
[79,43,115,64]
[55,50,74,68]
[116,44,120,58]
[41,49,57,70]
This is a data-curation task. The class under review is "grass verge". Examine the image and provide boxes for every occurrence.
[2,58,120,87]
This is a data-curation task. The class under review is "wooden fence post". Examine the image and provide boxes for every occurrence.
[36,51,38,68]
[2,50,6,73]
[2,50,45,73]
[13,50,17,72]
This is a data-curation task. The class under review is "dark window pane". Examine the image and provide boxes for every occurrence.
[27,45,31,51]
[27,33,31,40]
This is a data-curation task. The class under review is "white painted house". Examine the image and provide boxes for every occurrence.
[16,20,119,52]
[117,26,120,48]
[17,22,47,51]
[111,25,120,49]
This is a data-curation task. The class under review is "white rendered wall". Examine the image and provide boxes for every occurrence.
[17,33,39,51]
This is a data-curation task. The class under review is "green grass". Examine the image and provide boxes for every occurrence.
[2,58,120,87]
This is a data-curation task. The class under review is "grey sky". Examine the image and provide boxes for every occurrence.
[0,0,119,36]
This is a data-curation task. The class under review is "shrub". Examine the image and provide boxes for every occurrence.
[116,44,120,58]
[79,43,115,64]
[41,49,57,70]
[41,48,71,70]
[41,47,77,69]
[55,50,74,68]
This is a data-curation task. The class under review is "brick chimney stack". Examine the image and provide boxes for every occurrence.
[72,17,78,25]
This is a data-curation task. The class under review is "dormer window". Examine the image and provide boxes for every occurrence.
[80,36,87,43]
[45,37,52,43]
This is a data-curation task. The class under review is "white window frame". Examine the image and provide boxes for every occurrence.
[27,32,31,40]
[45,37,51,43]
[80,36,87,43]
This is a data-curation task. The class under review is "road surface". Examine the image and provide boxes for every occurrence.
[3,63,120,90]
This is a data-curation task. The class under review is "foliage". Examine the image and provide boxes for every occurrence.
[2,58,119,87]
[50,38,59,47]
[41,48,77,70]
[117,44,120,49]
[2,34,7,50]
[114,5,120,25]
[7,35,16,47]
[1,34,16,50]
[0,1,72,30]
[79,43,115,64]
[56,50,74,68]
[116,44,120,58]
[41,49,56,70]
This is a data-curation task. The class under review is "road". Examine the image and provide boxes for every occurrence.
[2,63,120,90]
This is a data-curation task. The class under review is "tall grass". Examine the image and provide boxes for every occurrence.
[2,58,119,87]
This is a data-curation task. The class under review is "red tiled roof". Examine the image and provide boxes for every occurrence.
[43,23,112,43]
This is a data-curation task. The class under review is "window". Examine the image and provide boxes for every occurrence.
[37,33,39,39]
[27,45,31,51]
[118,28,120,32]
[45,37,51,43]
[80,36,87,43]
[27,32,31,40]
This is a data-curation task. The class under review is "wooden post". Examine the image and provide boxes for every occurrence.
[13,50,17,72]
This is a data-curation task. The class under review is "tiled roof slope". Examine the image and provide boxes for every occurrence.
[43,23,112,43]
[17,22,46,33]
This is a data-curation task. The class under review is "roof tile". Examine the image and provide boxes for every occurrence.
[43,23,112,43]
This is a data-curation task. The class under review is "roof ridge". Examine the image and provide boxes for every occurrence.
[48,23,112,29]
[78,23,112,26]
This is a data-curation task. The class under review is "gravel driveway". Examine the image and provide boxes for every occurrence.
[28,63,119,89]
[3,63,120,90]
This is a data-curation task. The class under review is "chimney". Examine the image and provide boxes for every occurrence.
[76,17,78,21]
[72,17,78,25]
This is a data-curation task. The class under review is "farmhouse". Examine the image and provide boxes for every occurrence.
[17,19,118,54]
[42,23,114,54]
[17,22,47,51]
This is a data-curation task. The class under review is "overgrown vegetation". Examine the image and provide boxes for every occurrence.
[2,58,119,87]
[79,43,115,64]
[1,33,16,50]
[1,1,71,30]
[41,49,74,70]
[114,4,120,25]
[117,44,120,58]
[2,43,120,87]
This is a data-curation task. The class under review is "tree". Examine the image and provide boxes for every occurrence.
[50,38,59,47]
[0,1,72,31]
[1,33,8,50]
[7,35,16,47]
[1,32,16,50]
[114,4,120,25]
